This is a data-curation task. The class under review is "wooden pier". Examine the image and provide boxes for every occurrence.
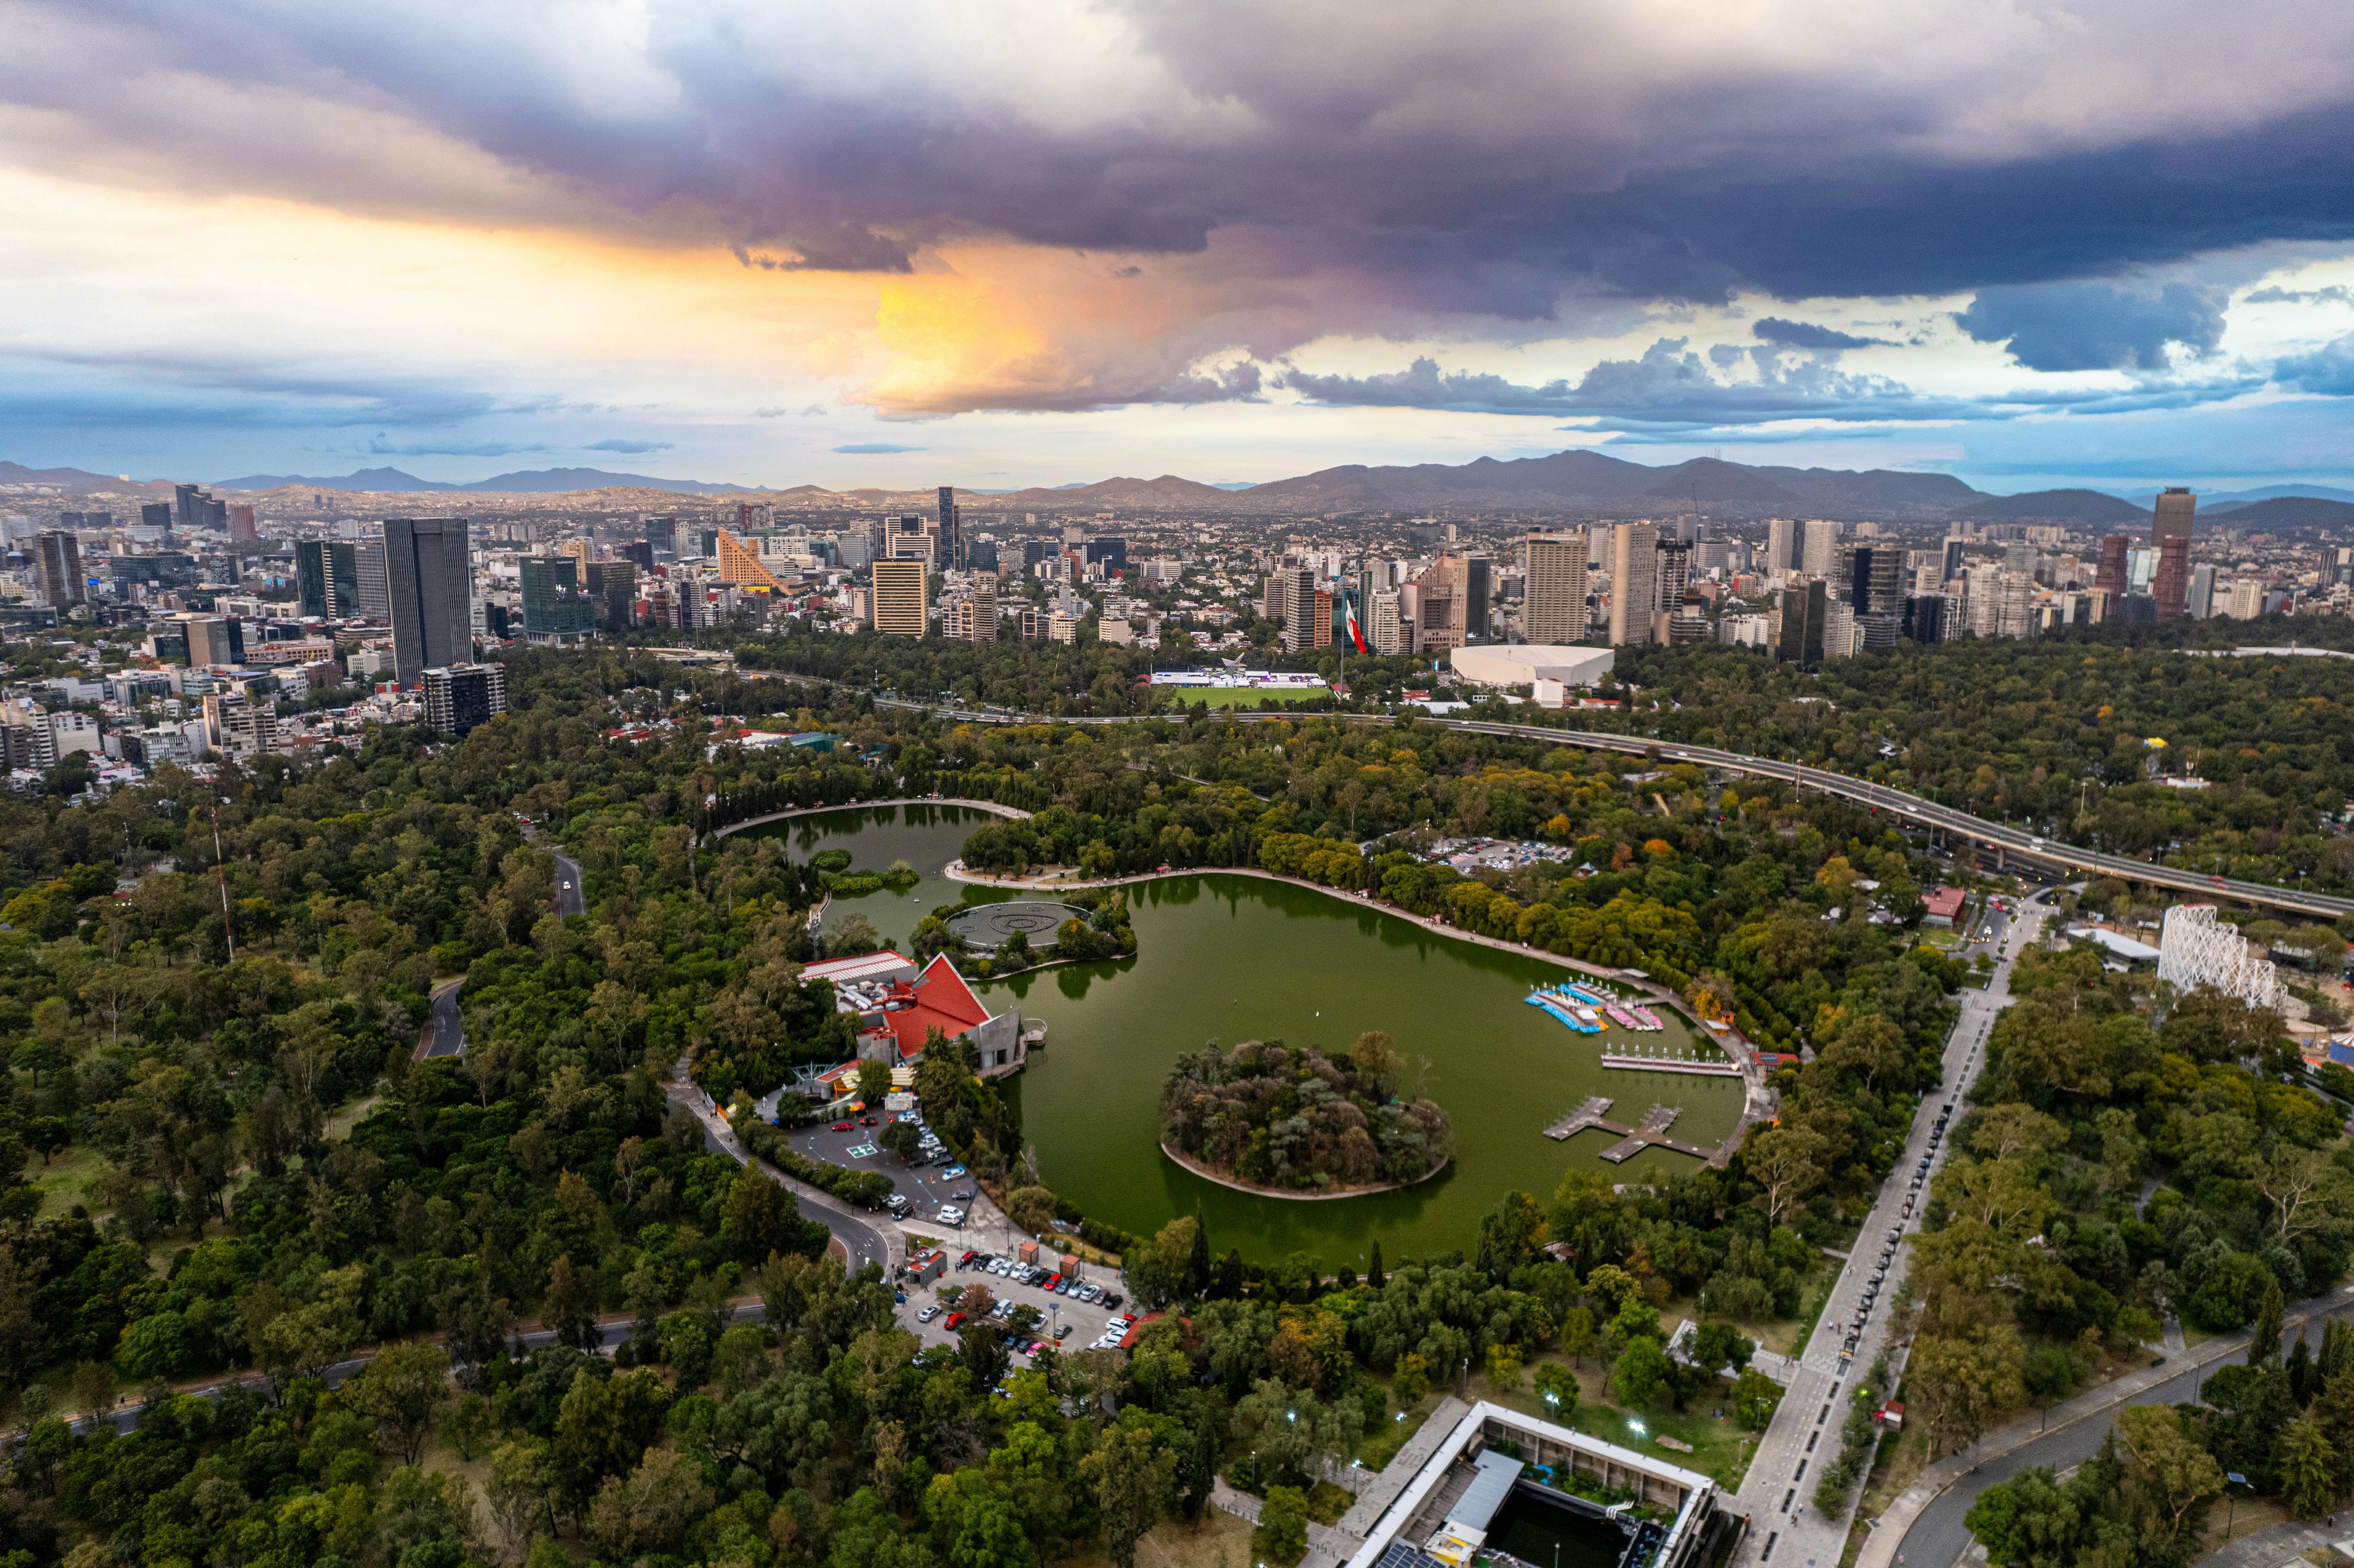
[1544,1098,1728,1164]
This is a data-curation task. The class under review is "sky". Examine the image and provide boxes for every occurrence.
[6,0,2354,496]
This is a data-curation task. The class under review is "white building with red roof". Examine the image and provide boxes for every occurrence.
[806,949,1025,1078]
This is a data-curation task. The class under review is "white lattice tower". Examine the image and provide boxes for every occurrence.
[2157,904,2280,1010]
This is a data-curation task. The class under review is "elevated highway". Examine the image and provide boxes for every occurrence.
[759,675,2354,921]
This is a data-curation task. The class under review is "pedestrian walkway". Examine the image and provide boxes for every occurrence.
[2196,1516,2343,1568]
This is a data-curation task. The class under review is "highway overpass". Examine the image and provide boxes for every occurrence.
[775,677,2354,921]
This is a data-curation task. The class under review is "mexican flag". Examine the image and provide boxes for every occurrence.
[1344,596,1368,653]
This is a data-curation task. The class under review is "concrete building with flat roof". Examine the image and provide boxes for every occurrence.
[1450,644,1614,690]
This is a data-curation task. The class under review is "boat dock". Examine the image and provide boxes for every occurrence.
[1598,1055,1741,1077]
[1543,1098,1729,1164]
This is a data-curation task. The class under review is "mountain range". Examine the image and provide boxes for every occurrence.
[7,451,2345,526]
[209,466,762,496]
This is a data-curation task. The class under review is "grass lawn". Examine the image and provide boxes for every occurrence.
[1161,687,1331,709]
[1482,1354,1769,1492]
[30,1141,106,1221]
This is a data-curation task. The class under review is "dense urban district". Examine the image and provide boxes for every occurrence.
[0,461,2350,1568]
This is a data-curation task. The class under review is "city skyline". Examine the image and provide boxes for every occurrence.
[6,1,2354,493]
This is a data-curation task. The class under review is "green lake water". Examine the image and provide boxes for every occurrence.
[744,807,1744,1265]
[734,803,1009,948]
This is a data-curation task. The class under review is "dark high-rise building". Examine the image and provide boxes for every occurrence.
[1463,554,1491,638]
[421,663,508,737]
[1840,542,1904,651]
[620,540,655,572]
[1022,538,1058,569]
[1902,593,1954,644]
[352,542,390,619]
[1940,536,1966,582]
[140,502,172,531]
[34,532,84,608]
[2094,534,2130,598]
[936,486,962,570]
[296,541,331,617]
[2151,489,2194,619]
[644,514,679,559]
[586,560,638,626]
[520,556,597,644]
[1084,536,1130,576]
[173,483,226,532]
[966,538,999,573]
[384,517,474,687]
[1777,579,1826,668]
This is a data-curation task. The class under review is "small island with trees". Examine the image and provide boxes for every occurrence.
[1158,1032,1454,1195]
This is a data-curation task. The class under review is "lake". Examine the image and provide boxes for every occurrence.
[747,807,1744,1266]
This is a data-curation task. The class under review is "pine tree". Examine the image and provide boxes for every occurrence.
[2288,1335,2315,1405]
[1187,1211,1212,1300]
[2251,1279,2285,1367]
[1368,1240,1386,1291]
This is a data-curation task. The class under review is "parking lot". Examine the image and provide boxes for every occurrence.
[898,1248,1133,1365]
[790,1109,976,1223]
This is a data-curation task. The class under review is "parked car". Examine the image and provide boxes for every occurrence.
[945,1313,966,1330]
[944,1164,968,1178]
[831,1121,855,1132]
[918,1305,940,1322]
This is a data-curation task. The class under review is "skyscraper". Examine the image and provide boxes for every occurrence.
[1523,532,1588,644]
[384,518,475,687]
[296,540,332,617]
[1777,579,1826,667]
[1840,542,1904,651]
[1277,566,1318,653]
[520,556,598,644]
[227,504,258,543]
[871,558,928,636]
[2189,563,2217,620]
[422,663,508,737]
[2151,489,2194,619]
[936,486,961,571]
[644,514,679,559]
[1800,519,1842,577]
[34,532,84,609]
[2094,534,2130,598]
[173,483,226,532]
[353,542,392,620]
[1766,518,1799,573]
[140,502,172,532]
[1608,521,1657,646]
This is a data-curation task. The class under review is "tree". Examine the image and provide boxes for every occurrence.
[1561,1305,1597,1367]
[1368,1240,1385,1290]
[2277,1418,2339,1519]
[1911,1325,2027,1458]
[1692,1322,1756,1375]
[2251,1277,2285,1368]
[723,1166,826,1263]
[487,1439,557,1562]
[72,1360,115,1422]
[1744,1126,1829,1229]
[1254,1485,1311,1565]
[2115,1404,2223,1542]
[1476,1191,1549,1277]
[1965,1466,2083,1568]
[1006,1185,1061,1236]
[1394,1352,1428,1406]
[1612,1335,1670,1409]
[340,1342,452,1467]
[1534,1362,1578,1418]
[1734,1369,1781,1430]
[543,1257,601,1351]
[857,1057,894,1105]
[1081,1418,1180,1568]
[590,1446,712,1561]
[1350,1030,1401,1096]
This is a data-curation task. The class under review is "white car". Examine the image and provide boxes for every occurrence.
[917,1305,940,1322]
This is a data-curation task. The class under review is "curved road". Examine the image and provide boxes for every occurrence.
[819,684,2351,920]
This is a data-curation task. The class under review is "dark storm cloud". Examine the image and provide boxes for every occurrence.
[17,1,2354,313]
[1955,280,2230,370]
[1752,318,1892,350]
[1283,343,2265,429]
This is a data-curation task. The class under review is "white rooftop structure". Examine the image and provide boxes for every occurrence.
[1450,644,1616,688]
[2158,904,2280,1010]
[803,950,920,987]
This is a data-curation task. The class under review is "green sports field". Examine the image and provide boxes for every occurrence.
[1155,684,1331,708]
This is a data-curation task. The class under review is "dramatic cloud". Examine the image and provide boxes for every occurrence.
[1752,318,1892,351]
[584,438,674,453]
[2245,284,2354,305]
[1955,280,2230,370]
[2274,331,2354,395]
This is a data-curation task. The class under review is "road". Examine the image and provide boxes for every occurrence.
[808,684,2348,921]
[1887,1308,2354,1568]
[666,1073,897,1274]
[421,978,466,1059]
[551,845,586,918]
[1727,890,2046,1568]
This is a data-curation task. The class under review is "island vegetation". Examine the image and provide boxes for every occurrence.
[1158,1034,1454,1194]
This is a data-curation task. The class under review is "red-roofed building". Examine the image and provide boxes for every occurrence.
[832,952,1025,1078]
[1922,887,1967,927]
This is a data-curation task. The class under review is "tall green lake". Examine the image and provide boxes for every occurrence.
[749,807,1745,1265]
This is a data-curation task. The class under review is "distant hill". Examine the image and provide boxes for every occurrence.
[1946,488,2147,524]
[2202,496,2354,530]
[991,474,1243,507]
[213,466,764,496]
[2199,484,2354,514]
[215,467,451,491]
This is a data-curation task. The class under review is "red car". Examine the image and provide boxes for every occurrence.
[945,1312,967,1330]
[960,1251,979,1265]
[1043,1273,1063,1291]
[831,1120,854,1132]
